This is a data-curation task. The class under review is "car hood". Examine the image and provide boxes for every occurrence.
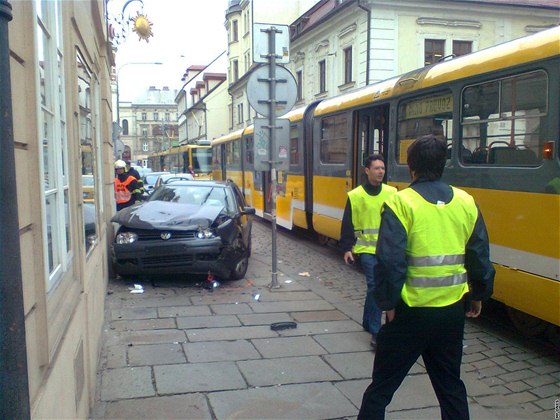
[111,201,223,230]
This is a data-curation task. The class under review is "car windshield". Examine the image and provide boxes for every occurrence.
[149,185,234,211]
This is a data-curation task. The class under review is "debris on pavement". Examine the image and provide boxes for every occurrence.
[298,272,310,277]
[128,284,144,294]
[270,321,297,331]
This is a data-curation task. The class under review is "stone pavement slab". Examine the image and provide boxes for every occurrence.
[102,393,211,419]
[154,362,246,394]
[237,355,342,387]
[183,340,261,363]
[208,382,357,419]
[251,335,327,358]
[100,367,155,401]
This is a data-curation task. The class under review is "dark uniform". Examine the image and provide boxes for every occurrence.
[125,163,145,198]
[115,172,140,211]
[358,177,495,420]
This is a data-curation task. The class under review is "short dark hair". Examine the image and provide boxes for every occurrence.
[407,135,447,180]
[364,154,384,168]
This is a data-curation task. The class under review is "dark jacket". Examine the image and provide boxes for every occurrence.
[373,178,495,310]
[115,173,140,210]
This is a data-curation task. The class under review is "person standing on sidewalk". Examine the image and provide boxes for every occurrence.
[340,154,397,349]
[358,135,495,420]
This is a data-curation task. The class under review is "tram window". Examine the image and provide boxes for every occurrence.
[245,136,254,164]
[226,140,241,165]
[320,114,347,164]
[461,71,547,166]
[290,124,299,165]
[396,92,453,164]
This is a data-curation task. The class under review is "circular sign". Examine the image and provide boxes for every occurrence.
[246,65,297,117]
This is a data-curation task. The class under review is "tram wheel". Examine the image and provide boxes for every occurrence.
[317,234,329,246]
[506,307,548,336]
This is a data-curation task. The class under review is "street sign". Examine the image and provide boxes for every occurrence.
[253,118,290,171]
[253,23,290,64]
[246,65,297,117]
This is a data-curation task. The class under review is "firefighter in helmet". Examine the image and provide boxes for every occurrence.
[114,160,141,211]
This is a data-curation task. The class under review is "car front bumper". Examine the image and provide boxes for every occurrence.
[112,237,233,278]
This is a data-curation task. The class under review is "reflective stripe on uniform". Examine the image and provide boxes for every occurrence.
[407,254,465,266]
[408,272,467,288]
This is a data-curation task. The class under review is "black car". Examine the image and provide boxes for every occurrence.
[111,179,255,280]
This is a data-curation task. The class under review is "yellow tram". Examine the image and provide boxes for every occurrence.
[212,27,560,338]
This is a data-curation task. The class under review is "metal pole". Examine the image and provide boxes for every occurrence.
[268,27,280,289]
[0,1,31,418]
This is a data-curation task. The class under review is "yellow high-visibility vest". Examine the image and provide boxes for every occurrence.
[349,184,397,254]
[385,186,478,307]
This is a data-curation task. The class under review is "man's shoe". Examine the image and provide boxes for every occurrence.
[370,334,377,351]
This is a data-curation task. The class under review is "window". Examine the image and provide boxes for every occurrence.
[233,60,239,82]
[141,112,147,121]
[318,60,326,93]
[425,39,445,65]
[122,119,129,135]
[232,20,238,42]
[142,128,148,137]
[290,124,299,165]
[344,47,353,84]
[237,103,244,125]
[461,71,546,166]
[320,114,347,164]
[296,70,303,101]
[154,112,159,121]
[143,142,149,152]
[38,0,71,287]
[165,112,170,121]
[453,40,472,57]
[396,92,454,164]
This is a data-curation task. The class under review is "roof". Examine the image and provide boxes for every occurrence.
[449,0,559,7]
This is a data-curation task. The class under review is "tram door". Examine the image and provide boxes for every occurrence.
[262,170,272,214]
[355,106,390,186]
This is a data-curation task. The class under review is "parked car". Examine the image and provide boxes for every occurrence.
[143,171,170,195]
[153,173,194,190]
[111,179,255,280]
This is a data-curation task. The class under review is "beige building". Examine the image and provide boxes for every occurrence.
[120,86,179,165]
[176,67,229,144]
[4,0,114,417]
[286,0,559,106]
[225,0,318,130]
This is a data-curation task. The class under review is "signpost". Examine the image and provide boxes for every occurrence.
[246,23,296,288]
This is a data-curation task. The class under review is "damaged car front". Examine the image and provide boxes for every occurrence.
[111,180,255,280]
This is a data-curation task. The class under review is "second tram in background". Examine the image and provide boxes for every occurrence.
[147,141,213,179]
[212,27,560,341]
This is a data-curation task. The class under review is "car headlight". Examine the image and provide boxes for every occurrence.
[116,232,138,244]
[196,227,215,239]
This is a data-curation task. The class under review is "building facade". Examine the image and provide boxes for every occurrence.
[176,68,229,145]
[286,0,559,107]
[120,86,179,166]
[4,0,114,417]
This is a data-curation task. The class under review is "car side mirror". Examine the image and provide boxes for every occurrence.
[241,207,256,216]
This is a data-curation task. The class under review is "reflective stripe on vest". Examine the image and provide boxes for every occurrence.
[385,186,478,307]
[348,184,397,254]
[115,176,135,204]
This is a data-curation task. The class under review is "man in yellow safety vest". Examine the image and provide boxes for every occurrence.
[340,154,397,349]
[358,135,495,420]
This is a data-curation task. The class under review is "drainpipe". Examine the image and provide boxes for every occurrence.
[0,1,31,419]
[357,0,371,85]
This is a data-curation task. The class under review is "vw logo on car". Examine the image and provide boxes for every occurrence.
[160,232,172,240]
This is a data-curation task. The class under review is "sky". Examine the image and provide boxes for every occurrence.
[109,0,229,102]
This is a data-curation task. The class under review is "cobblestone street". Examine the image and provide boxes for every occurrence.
[254,220,560,417]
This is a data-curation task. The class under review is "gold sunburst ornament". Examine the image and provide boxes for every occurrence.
[131,12,153,42]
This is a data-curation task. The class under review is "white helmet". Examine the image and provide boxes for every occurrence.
[114,160,126,169]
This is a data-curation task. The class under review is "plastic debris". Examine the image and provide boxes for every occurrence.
[252,292,261,302]
[129,284,144,294]
[298,272,310,277]
[284,279,293,284]
[270,321,297,331]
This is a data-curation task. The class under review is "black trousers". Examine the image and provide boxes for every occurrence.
[358,300,469,420]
